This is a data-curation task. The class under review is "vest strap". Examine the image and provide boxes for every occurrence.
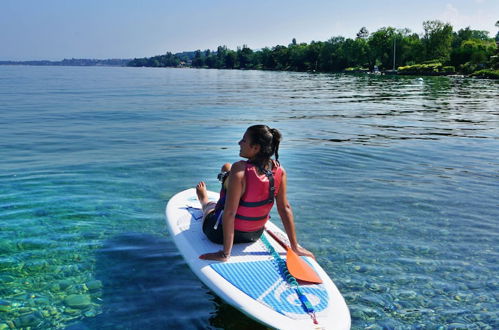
[258,162,275,204]
[239,199,273,207]
[235,214,268,221]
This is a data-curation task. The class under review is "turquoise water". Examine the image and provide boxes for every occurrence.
[0,66,498,329]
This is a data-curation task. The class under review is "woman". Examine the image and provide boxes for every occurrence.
[196,125,314,261]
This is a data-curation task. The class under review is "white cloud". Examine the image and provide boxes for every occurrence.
[440,3,496,33]
[442,3,460,23]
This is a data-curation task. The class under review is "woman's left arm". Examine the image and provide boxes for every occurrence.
[199,161,245,261]
[276,168,315,259]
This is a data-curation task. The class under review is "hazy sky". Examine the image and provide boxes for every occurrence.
[1,0,498,61]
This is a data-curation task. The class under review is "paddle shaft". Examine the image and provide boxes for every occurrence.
[265,228,291,251]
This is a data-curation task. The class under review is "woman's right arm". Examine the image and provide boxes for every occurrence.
[220,161,246,257]
[199,161,245,261]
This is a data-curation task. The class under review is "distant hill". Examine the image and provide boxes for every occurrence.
[127,51,198,67]
[173,51,197,61]
[0,58,131,66]
[0,54,197,68]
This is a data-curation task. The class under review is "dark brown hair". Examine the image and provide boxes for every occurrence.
[246,125,281,168]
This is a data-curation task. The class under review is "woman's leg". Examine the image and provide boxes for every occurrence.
[197,162,231,209]
[196,181,218,217]
[196,181,210,209]
[202,211,224,244]
[234,227,265,243]
[221,162,231,172]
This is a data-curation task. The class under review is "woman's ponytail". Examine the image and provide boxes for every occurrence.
[270,128,281,163]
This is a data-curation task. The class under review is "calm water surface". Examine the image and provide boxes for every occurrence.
[0,66,498,329]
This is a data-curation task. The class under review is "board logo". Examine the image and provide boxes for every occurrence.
[257,279,329,316]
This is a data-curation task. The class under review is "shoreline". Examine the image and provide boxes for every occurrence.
[2,62,497,79]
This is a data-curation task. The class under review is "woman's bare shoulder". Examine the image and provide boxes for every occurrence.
[232,160,246,169]
[230,160,247,173]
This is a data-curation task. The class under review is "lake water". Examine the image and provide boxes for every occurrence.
[0,66,498,329]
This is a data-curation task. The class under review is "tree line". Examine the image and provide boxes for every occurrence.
[128,20,499,76]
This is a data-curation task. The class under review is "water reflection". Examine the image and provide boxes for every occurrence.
[63,233,267,330]
[274,74,498,146]
[66,233,213,329]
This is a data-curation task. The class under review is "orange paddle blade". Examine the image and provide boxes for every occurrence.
[286,247,322,284]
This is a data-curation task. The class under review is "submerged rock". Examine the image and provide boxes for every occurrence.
[0,300,12,312]
[64,295,91,309]
[34,297,50,306]
[0,275,16,284]
[23,259,49,272]
[376,318,402,329]
[445,323,468,330]
[354,265,369,273]
[58,279,73,290]
[14,312,43,328]
[0,242,16,254]
[84,280,102,292]
[17,238,50,250]
[397,290,418,300]
[50,283,61,293]
[366,282,386,293]
[82,232,100,239]
[64,308,81,315]
[0,258,19,272]
[33,208,49,217]
[84,310,97,317]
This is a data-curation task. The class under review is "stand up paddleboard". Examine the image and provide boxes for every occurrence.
[166,188,350,329]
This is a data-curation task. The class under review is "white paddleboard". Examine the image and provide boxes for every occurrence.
[166,188,351,329]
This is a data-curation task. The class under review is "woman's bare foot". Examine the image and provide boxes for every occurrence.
[196,181,209,206]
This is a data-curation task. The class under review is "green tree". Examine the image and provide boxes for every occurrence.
[453,27,490,48]
[450,26,496,71]
[225,50,237,69]
[236,45,254,69]
[127,57,148,67]
[450,39,496,70]
[192,50,204,67]
[399,32,424,65]
[318,36,346,72]
[356,27,369,39]
[422,20,453,62]
[341,38,370,69]
[216,46,228,68]
[272,45,290,70]
[368,27,396,69]
[259,47,276,70]
[288,43,308,71]
[305,41,323,71]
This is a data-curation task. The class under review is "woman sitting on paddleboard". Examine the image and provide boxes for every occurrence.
[196,125,315,261]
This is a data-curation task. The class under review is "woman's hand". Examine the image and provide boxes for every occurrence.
[293,245,316,260]
[199,250,229,262]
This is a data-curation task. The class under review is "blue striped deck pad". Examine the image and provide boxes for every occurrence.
[211,259,329,318]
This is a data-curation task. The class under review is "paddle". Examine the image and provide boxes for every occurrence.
[264,228,322,284]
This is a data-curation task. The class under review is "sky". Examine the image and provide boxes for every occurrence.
[1,0,498,61]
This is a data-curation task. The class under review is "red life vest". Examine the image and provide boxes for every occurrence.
[234,161,283,232]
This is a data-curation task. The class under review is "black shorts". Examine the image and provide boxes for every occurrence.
[202,211,264,245]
